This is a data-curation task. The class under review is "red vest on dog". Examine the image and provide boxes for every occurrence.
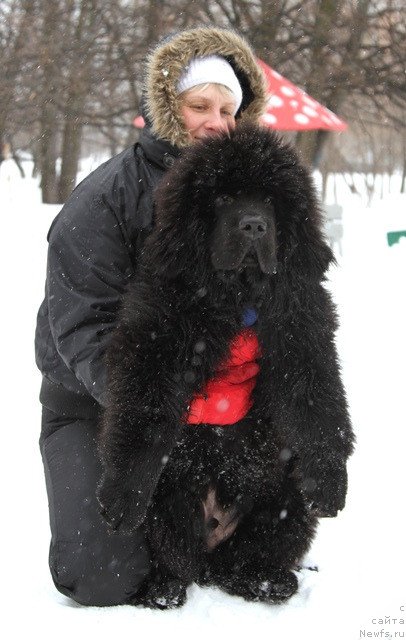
[186,327,261,425]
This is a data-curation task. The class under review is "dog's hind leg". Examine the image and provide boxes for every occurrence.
[131,492,205,609]
[142,486,207,583]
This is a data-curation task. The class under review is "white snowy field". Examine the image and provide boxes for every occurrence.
[1,160,405,640]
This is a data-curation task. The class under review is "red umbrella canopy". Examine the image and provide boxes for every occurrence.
[133,59,347,132]
[258,59,347,131]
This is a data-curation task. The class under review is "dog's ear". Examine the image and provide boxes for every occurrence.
[143,156,214,282]
[281,202,335,280]
[144,206,208,280]
[272,164,335,280]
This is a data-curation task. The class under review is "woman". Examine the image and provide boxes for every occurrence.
[35,26,267,607]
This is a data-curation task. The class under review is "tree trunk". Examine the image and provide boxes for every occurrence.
[57,0,100,201]
[294,0,338,166]
[38,0,64,203]
[39,102,58,203]
[58,106,83,202]
[321,167,329,203]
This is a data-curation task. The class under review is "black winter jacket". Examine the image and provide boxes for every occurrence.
[35,128,179,417]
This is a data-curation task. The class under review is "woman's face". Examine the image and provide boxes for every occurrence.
[180,84,237,142]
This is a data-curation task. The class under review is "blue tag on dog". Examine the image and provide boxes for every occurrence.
[242,307,257,327]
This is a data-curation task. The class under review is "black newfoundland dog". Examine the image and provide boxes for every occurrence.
[97,123,354,608]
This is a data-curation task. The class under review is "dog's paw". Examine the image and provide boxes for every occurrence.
[244,569,298,603]
[299,453,348,517]
[97,473,148,533]
[132,577,187,610]
[208,566,298,604]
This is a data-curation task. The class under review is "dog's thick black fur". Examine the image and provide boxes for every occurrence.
[97,123,354,608]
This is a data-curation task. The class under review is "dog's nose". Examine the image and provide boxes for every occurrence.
[238,215,267,240]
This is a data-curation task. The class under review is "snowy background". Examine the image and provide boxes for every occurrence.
[1,156,405,640]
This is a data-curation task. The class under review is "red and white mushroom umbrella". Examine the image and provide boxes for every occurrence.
[257,59,347,131]
[133,59,347,132]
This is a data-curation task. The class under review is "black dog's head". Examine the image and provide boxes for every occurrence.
[144,123,333,289]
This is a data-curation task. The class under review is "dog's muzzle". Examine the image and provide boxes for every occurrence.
[238,215,267,241]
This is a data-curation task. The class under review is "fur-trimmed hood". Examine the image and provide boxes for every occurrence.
[143,27,268,148]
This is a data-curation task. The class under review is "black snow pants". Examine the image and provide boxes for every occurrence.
[40,407,151,606]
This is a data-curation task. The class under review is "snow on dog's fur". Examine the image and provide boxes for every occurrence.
[97,123,354,608]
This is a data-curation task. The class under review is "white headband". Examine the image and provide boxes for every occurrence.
[176,55,243,115]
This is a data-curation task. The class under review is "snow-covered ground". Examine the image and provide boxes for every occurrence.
[1,159,405,640]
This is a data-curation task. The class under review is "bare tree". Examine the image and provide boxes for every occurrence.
[2,0,405,199]
[36,0,67,203]
[57,0,103,202]
[198,0,405,167]
[0,0,37,158]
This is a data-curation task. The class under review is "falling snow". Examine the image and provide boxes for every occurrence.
[1,163,405,639]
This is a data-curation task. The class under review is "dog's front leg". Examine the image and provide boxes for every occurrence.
[96,324,190,533]
[256,281,355,518]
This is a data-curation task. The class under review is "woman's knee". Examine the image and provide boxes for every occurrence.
[49,539,151,606]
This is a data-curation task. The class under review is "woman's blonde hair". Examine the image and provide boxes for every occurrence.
[178,83,236,103]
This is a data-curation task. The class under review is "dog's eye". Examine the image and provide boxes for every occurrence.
[215,195,234,207]
[264,195,272,205]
